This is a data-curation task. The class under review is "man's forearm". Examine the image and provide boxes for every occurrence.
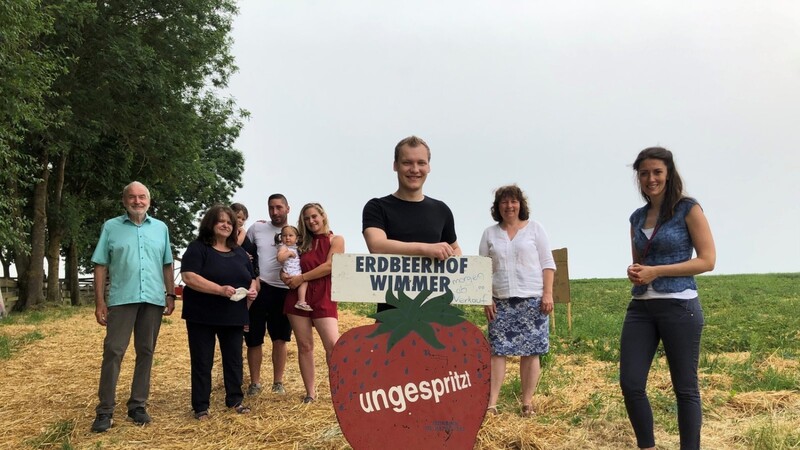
[163,263,175,294]
[94,265,107,305]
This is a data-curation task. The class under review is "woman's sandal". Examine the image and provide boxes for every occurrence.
[302,396,315,404]
[295,303,313,312]
[232,403,251,414]
[521,405,534,418]
[486,405,498,415]
[194,410,210,421]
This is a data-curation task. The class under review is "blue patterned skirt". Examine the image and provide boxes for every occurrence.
[488,296,550,356]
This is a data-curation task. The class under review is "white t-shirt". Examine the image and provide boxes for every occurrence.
[246,221,285,288]
[478,220,556,299]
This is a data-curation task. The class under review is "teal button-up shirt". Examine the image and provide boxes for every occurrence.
[91,214,173,307]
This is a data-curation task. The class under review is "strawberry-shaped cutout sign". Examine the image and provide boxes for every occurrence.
[330,288,491,450]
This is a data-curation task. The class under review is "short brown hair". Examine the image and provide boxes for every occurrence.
[268,193,287,206]
[230,203,249,219]
[490,184,530,223]
[394,136,431,162]
[274,225,301,246]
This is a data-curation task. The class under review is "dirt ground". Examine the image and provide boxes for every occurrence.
[0,303,797,449]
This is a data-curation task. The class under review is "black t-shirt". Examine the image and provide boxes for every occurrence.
[362,194,458,313]
[241,235,259,277]
[180,240,254,326]
[362,194,457,244]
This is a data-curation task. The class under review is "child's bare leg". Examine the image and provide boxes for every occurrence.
[298,282,309,306]
[295,282,312,311]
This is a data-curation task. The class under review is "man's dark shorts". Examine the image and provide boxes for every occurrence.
[245,282,291,347]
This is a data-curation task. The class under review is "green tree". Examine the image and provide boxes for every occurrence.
[0,1,63,252]
[11,0,246,311]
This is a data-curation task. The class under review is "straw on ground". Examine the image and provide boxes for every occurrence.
[0,303,798,449]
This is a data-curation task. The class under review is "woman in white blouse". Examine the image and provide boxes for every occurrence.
[479,184,556,417]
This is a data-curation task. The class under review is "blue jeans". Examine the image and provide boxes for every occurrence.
[619,297,704,450]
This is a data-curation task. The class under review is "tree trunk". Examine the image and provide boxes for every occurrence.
[64,244,72,299]
[66,243,81,306]
[20,150,49,310]
[9,174,31,312]
[45,152,66,304]
[12,247,31,312]
[45,244,62,304]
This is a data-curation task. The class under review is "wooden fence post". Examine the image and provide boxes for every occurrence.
[550,248,572,333]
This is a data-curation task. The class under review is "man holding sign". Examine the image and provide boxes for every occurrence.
[336,136,488,449]
[361,135,461,312]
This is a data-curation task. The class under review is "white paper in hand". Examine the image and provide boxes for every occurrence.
[230,287,248,302]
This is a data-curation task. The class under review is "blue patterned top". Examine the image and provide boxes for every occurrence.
[629,198,699,295]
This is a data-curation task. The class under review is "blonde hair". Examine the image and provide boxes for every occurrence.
[297,203,329,254]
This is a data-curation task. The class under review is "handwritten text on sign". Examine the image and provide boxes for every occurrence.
[331,254,492,305]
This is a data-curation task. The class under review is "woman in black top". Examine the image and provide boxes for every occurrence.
[181,205,258,420]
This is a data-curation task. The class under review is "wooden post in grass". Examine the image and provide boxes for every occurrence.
[550,248,571,333]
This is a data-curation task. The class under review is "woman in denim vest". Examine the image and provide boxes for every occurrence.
[620,147,716,450]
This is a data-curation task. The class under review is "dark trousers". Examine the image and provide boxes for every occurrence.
[620,297,704,450]
[96,302,164,415]
[186,321,245,413]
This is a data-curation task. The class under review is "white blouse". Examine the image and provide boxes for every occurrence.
[478,220,556,299]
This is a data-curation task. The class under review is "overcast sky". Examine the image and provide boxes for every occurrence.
[226,0,800,279]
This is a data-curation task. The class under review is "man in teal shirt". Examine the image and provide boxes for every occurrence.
[90,181,175,432]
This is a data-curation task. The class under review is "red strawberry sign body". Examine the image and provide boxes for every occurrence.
[329,289,491,450]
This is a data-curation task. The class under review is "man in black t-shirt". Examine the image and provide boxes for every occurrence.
[361,135,461,312]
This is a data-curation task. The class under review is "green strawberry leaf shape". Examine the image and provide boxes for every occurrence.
[368,288,465,352]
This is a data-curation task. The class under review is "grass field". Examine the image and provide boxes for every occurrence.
[0,273,798,449]
[341,273,800,448]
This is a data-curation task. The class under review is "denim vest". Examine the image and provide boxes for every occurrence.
[629,198,698,295]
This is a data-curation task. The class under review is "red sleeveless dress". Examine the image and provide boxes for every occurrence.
[284,232,338,319]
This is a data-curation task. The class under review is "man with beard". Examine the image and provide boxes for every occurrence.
[90,181,174,432]
[244,194,293,395]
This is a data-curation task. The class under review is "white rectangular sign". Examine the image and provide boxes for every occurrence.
[331,253,492,306]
